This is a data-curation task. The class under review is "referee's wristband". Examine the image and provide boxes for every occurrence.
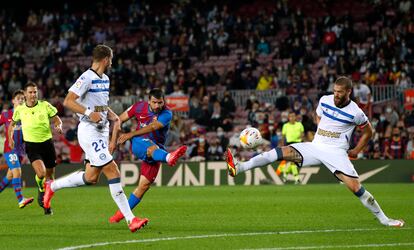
[84,109,92,117]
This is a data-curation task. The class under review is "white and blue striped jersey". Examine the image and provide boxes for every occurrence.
[68,69,110,131]
[313,94,368,150]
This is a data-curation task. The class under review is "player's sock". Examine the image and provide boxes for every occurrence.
[108,178,134,223]
[128,193,141,210]
[51,171,86,192]
[0,176,11,192]
[238,148,281,173]
[35,175,45,192]
[153,149,168,162]
[354,186,389,224]
[291,164,300,182]
[11,178,23,203]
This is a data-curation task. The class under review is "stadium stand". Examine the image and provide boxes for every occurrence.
[0,0,413,165]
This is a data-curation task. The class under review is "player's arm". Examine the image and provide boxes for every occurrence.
[347,122,373,158]
[63,91,101,123]
[8,120,16,149]
[315,115,321,125]
[107,108,121,154]
[117,120,165,144]
[51,115,63,134]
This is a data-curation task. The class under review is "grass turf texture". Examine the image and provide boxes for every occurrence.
[0,184,412,249]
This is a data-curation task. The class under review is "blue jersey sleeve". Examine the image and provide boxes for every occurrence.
[157,110,172,127]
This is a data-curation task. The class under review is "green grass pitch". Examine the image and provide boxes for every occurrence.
[0,184,413,249]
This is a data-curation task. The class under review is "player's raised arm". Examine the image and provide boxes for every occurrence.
[63,91,101,123]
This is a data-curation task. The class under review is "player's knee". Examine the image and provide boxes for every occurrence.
[146,145,159,158]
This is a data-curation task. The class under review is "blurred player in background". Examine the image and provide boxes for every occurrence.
[9,83,62,215]
[276,111,304,184]
[226,76,404,227]
[0,90,34,208]
[43,44,146,232]
[109,88,187,224]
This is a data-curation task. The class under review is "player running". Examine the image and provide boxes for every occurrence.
[226,76,404,227]
[0,90,34,208]
[109,88,187,223]
[43,44,146,232]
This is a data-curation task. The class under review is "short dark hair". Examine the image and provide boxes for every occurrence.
[149,88,165,99]
[24,82,37,90]
[12,89,24,99]
[92,44,112,62]
[334,76,353,90]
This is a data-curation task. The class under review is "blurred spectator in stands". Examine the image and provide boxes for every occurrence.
[353,81,371,115]
[189,135,209,161]
[247,101,260,126]
[384,105,399,127]
[256,69,273,90]
[406,132,414,159]
[210,100,224,131]
[220,91,236,114]
[257,37,270,55]
[207,138,223,161]
[325,50,337,69]
[396,71,412,87]
[165,115,184,147]
[384,127,406,159]
[217,127,229,149]
[59,135,83,164]
[215,28,229,55]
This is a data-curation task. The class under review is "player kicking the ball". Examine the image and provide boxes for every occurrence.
[226,76,404,227]
[109,88,187,224]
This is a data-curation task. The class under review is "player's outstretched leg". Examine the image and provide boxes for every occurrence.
[354,186,404,227]
[43,170,87,209]
[166,145,187,166]
[226,147,284,177]
[0,175,11,193]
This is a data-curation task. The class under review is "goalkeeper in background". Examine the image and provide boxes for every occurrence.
[276,111,304,184]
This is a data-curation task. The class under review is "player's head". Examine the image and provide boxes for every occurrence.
[92,44,113,71]
[333,76,352,107]
[288,111,296,123]
[148,88,165,113]
[23,82,38,104]
[12,89,25,107]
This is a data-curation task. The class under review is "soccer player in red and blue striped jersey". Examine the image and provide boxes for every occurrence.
[0,90,34,208]
[109,88,187,223]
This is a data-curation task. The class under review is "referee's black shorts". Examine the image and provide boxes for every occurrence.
[25,139,57,168]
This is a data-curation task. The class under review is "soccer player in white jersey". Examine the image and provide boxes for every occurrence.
[43,45,147,232]
[226,76,404,227]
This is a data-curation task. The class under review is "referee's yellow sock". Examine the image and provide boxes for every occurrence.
[35,175,45,192]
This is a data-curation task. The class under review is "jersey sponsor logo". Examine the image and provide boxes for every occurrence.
[317,128,341,138]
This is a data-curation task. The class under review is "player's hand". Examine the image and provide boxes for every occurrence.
[109,140,117,154]
[117,132,133,145]
[89,112,102,123]
[55,124,63,134]
[9,139,14,149]
[347,149,359,159]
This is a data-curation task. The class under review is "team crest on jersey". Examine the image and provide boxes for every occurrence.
[99,153,106,160]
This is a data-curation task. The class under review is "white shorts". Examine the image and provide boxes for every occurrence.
[78,122,113,167]
[290,142,358,178]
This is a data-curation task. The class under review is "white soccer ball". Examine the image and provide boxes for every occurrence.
[239,127,262,149]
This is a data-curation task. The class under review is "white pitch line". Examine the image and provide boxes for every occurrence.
[244,242,414,250]
[58,227,411,250]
